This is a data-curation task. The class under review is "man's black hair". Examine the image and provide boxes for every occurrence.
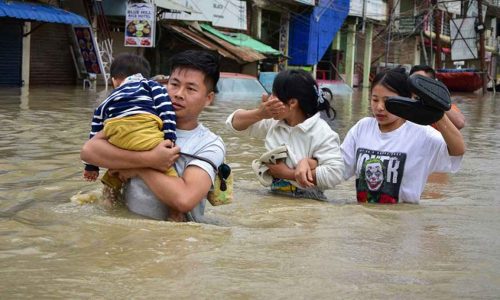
[409,65,436,79]
[169,50,220,93]
[110,53,151,79]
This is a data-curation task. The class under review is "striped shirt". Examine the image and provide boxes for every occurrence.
[84,74,176,172]
[89,74,176,141]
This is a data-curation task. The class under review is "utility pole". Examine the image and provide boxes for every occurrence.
[385,0,393,68]
[478,0,487,94]
[432,0,442,68]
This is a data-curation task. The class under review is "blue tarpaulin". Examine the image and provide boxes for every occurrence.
[289,0,349,66]
[0,0,89,26]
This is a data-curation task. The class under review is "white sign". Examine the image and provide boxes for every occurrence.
[293,0,315,5]
[438,1,461,15]
[450,18,477,61]
[125,3,156,47]
[465,0,487,22]
[161,0,247,30]
[349,0,387,21]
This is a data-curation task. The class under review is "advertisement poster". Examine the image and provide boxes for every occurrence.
[125,2,155,47]
[73,26,103,74]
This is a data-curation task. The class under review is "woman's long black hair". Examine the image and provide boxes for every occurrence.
[371,68,411,97]
[272,69,336,120]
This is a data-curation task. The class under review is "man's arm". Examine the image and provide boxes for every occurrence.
[80,131,179,172]
[120,166,212,213]
[445,105,465,130]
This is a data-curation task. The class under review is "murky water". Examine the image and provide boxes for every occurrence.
[1,86,499,299]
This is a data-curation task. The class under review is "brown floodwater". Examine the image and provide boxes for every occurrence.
[0,86,499,298]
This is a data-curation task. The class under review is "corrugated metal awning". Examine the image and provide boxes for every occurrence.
[167,24,242,62]
[200,23,281,56]
[0,0,89,26]
[166,24,266,63]
[199,29,267,62]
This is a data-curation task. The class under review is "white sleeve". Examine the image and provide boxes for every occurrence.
[340,123,359,180]
[225,109,273,139]
[186,137,225,184]
[314,131,345,189]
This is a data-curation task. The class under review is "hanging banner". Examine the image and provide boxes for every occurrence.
[125,2,156,47]
[73,26,104,75]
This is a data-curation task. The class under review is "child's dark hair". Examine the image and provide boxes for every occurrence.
[409,64,436,79]
[110,53,151,79]
[272,69,335,119]
[169,50,220,93]
[371,68,411,98]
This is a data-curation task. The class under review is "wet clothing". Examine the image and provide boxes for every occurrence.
[226,111,344,199]
[123,124,225,222]
[84,74,176,173]
[270,179,327,200]
[99,114,177,190]
[341,117,462,204]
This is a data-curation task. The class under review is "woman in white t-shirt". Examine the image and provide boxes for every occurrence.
[226,69,344,200]
[341,69,465,204]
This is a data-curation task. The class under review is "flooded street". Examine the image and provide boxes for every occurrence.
[1,86,499,298]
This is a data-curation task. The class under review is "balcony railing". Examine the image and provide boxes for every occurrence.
[396,14,450,36]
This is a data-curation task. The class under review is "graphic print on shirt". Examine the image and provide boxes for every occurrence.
[355,148,406,203]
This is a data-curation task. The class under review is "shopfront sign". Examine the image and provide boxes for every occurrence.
[161,0,247,30]
[125,2,156,47]
[73,26,104,75]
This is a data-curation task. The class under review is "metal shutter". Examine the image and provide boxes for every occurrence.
[0,19,23,86]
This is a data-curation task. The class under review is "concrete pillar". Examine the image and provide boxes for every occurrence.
[332,32,341,50]
[413,36,421,65]
[362,22,373,88]
[251,5,262,39]
[278,12,289,71]
[345,18,357,88]
[22,22,31,86]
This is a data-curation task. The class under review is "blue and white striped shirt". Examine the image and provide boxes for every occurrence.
[89,74,176,141]
[84,74,176,172]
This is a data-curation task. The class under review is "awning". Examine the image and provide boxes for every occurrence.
[165,24,266,63]
[0,0,89,26]
[167,24,241,62]
[154,0,199,13]
[199,23,282,56]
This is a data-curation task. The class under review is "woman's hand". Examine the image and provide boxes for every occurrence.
[258,94,286,120]
[146,140,180,172]
[295,158,315,188]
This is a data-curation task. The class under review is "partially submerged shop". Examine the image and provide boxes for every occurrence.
[0,0,89,87]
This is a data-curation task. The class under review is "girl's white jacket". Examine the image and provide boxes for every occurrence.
[226,111,344,190]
